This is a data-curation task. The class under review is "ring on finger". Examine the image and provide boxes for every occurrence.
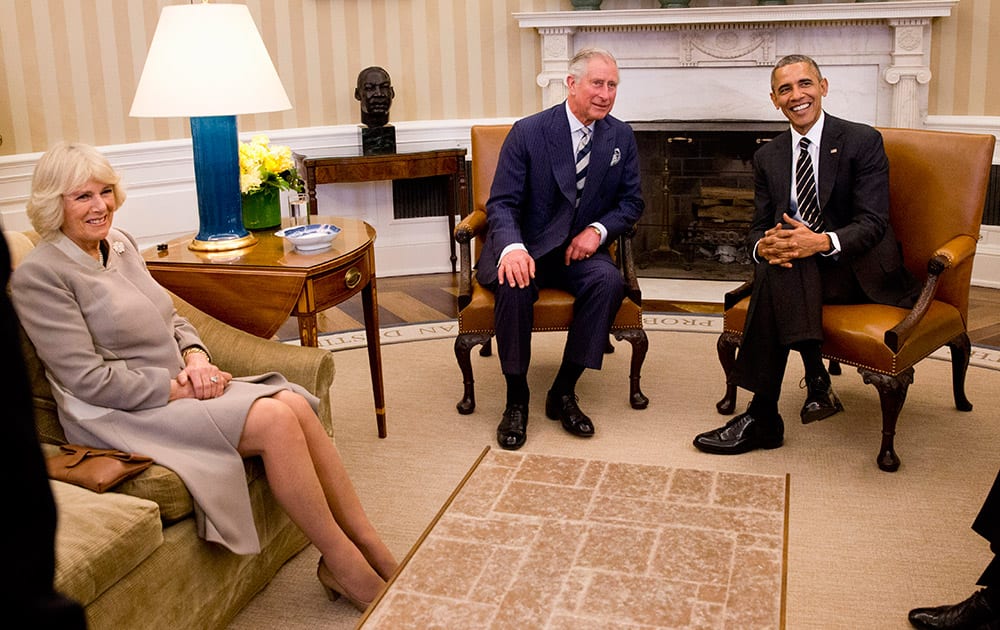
[210,376,219,383]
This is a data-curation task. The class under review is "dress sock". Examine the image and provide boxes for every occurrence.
[550,360,585,396]
[504,374,529,408]
[793,340,828,382]
[748,394,779,420]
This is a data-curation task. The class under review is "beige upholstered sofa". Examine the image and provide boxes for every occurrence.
[7,231,336,629]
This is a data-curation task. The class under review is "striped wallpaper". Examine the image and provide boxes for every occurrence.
[0,0,997,157]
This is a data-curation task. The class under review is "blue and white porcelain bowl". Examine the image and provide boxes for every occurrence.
[274,223,341,251]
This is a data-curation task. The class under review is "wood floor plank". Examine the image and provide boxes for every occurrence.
[269,273,1000,348]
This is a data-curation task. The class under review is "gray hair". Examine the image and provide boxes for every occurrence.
[568,48,618,82]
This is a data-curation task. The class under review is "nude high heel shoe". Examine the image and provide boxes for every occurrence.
[316,557,374,612]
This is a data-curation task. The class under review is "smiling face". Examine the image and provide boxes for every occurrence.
[61,178,116,255]
[770,60,828,135]
[567,55,619,126]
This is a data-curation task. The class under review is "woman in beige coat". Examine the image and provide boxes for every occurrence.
[11,142,396,612]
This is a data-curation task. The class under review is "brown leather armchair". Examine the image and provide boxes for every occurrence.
[716,127,995,472]
[453,124,649,414]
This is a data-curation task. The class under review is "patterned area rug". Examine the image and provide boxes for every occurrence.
[359,448,788,629]
[295,313,1000,371]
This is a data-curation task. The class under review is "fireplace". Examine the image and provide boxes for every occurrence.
[633,122,784,280]
[515,1,957,279]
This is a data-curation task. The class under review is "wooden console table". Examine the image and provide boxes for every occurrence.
[143,216,387,438]
[294,148,468,272]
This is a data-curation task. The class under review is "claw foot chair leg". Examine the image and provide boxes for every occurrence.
[860,366,914,472]
[716,331,741,415]
[947,333,973,411]
[614,327,649,409]
[455,332,494,414]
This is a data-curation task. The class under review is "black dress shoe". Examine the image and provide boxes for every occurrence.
[545,391,594,438]
[800,376,844,424]
[497,404,528,450]
[909,589,1000,629]
[692,411,784,455]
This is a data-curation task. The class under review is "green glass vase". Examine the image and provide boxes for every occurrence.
[242,186,281,230]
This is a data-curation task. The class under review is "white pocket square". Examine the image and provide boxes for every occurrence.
[610,148,621,166]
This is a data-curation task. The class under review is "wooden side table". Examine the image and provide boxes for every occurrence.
[143,216,388,438]
[294,148,468,272]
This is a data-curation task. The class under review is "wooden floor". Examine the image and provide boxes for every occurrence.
[276,272,1000,349]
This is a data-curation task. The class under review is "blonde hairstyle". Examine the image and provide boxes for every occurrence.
[26,142,126,239]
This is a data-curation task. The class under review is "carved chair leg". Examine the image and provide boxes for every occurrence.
[605,337,615,354]
[947,333,973,412]
[455,332,493,415]
[480,337,493,357]
[860,366,914,473]
[716,331,741,415]
[613,328,649,410]
[828,359,842,376]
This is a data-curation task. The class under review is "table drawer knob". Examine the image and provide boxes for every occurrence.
[345,267,362,289]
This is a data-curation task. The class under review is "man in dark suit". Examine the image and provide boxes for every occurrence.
[694,54,918,455]
[908,470,1000,629]
[477,47,644,450]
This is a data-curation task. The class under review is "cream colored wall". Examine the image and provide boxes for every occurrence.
[0,0,996,157]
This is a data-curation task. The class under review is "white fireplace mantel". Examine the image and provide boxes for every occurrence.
[516,0,958,129]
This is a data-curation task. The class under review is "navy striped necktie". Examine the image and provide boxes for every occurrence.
[575,127,591,206]
[796,137,823,230]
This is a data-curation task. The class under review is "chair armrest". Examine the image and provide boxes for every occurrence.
[455,210,488,310]
[931,233,979,271]
[618,226,642,305]
[883,234,976,352]
[454,209,488,245]
[170,292,337,436]
[724,280,754,311]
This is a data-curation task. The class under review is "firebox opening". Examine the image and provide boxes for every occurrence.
[632,121,785,282]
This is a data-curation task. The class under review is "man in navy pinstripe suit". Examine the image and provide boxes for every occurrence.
[476,48,644,450]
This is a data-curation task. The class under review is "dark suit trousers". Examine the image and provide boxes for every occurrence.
[734,254,864,400]
[488,248,625,376]
[974,469,1000,587]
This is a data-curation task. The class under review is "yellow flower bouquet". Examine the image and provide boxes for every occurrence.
[238,134,303,229]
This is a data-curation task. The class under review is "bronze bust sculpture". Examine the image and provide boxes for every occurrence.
[355,67,394,128]
[355,66,396,155]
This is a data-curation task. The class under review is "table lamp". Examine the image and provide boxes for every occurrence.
[129,2,291,252]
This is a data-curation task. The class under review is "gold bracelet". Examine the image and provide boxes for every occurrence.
[182,346,211,363]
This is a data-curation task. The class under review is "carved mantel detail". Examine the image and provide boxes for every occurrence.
[516,1,957,128]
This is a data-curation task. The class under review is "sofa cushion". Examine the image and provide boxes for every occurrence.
[42,443,195,523]
[51,480,164,607]
[117,464,194,523]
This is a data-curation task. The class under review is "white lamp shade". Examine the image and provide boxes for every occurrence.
[130,3,291,117]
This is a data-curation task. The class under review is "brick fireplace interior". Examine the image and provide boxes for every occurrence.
[633,122,784,281]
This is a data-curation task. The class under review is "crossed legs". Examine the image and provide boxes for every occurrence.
[238,391,397,606]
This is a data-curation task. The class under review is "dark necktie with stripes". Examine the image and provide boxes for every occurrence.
[796,137,824,230]
[575,127,591,207]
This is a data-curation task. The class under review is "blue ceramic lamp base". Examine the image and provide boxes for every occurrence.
[188,115,258,252]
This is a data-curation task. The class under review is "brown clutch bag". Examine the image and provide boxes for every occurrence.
[46,444,154,493]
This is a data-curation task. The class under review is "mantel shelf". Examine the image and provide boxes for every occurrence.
[515,0,958,29]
